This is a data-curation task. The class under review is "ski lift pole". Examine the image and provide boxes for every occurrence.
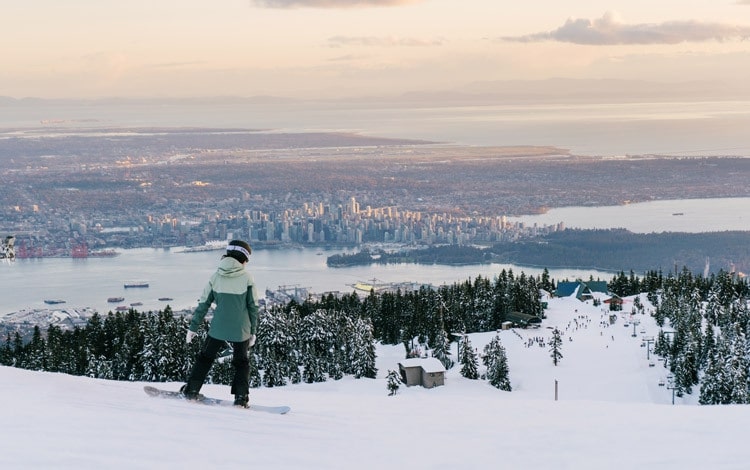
[451,332,464,364]
[642,336,654,360]
[666,374,677,405]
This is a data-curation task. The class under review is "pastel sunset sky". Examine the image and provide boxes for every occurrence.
[3,0,750,99]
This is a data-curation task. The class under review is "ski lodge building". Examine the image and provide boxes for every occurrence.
[555,280,609,301]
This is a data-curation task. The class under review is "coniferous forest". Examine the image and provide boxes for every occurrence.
[2,267,750,405]
[0,270,542,388]
[327,229,750,276]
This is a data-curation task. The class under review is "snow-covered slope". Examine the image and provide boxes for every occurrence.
[3,294,749,469]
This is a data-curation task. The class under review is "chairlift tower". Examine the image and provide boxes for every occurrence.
[666,374,677,405]
[641,336,655,360]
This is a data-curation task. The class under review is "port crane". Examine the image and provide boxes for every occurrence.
[1,235,15,264]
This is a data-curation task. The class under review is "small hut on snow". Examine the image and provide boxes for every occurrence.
[398,358,446,389]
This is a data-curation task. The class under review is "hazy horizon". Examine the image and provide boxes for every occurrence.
[3,76,750,104]
[3,1,750,100]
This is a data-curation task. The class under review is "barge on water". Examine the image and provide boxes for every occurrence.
[124,281,149,288]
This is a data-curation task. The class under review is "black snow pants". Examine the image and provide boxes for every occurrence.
[185,335,250,397]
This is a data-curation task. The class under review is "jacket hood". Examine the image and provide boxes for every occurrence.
[217,256,246,278]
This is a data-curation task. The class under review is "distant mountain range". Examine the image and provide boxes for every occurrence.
[2,78,748,107]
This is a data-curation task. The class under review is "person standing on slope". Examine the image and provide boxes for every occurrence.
[181,239,259,408]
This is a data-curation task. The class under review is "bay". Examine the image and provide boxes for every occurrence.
[3,197,748,319]
[509,197,750,233]
[0,247,609,319]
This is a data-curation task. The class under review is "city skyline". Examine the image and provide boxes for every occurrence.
[3,0,750,100]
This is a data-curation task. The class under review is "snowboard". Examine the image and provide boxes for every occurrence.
[143,385,290,414]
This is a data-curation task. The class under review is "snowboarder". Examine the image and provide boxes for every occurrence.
[181,239,259,408]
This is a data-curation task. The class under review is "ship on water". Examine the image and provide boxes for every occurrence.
[71,243,118,258]
[179,240,226,253]
[349,278,389,294]
[124,281,149,288]
[107,296,125,303]
[44,299,66,305]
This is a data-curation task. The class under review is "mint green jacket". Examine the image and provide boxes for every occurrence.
[189,257,259,343]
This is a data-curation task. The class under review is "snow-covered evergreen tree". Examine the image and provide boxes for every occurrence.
[351,317,377,379]
[248,351,262,388]
[727,323,748,404]
[300,310,330,384]
[550,328,563,366]
[25,326,46,371]
[459,335,479,379]
[259,310,290,387]
[483,335,511,391]
[386,369,402,396]
[431,329,454,370]
[699,346,725,405]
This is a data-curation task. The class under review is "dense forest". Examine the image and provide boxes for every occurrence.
[0,270,543,389]
[498,229,750,274]
[327,229,750,275]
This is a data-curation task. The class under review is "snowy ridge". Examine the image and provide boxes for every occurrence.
[2,293,749,469]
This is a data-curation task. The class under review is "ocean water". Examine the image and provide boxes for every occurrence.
[2,99,750,157]
[510,197,750,233]
[0,246,611,318]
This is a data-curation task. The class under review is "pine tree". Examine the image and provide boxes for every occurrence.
[25,326,47,371]
[459,335,479,379]
[248,351,262,388]
[259,308,293,387]
[431,328,454,370]
[483,335,511,391]
[699,343,727,405]
[299,310,329,384]
[550,328,563,366]
[351,317,378,379]
[0,333,13,366]
[139,313,164,381]
[386,369,402,396]
[727,324,748,404]
[11,332,24,369]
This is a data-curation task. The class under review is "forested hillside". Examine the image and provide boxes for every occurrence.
[328,229,750,275]
[3,267,750,405]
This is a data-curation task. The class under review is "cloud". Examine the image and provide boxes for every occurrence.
[501,11,750,45]
[327,35,445,47]
[250,0,422,8]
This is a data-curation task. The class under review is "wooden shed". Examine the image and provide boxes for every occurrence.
[398,358,446,389]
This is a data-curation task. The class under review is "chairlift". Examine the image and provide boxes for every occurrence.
[658,379,665,386]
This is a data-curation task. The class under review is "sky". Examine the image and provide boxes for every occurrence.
[4,292,750,469]
[2,0,750,99]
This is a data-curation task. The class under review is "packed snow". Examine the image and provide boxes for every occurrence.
[3,293,749,469]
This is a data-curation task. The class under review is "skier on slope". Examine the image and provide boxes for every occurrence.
[181,239,259,408]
